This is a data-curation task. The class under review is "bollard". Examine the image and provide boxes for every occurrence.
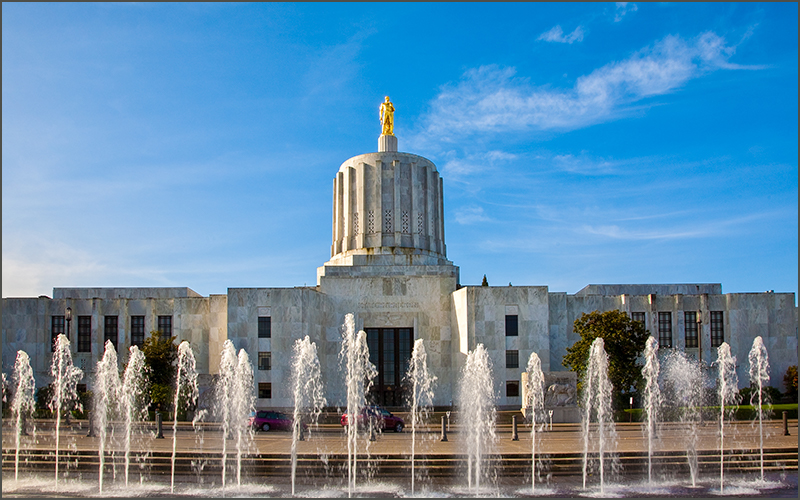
[511,415,519,441]
[21,412,29,436]
[440,415,448,442]
[155,411,164,439]
[87,411,95,437]
[298,424,305,441]
[783,411,790,436]
[369,423,377,441]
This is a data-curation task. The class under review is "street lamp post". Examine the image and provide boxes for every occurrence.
[65,306,72,340]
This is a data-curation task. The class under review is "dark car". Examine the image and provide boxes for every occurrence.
[249,410,298,432]
[340,406,404,432]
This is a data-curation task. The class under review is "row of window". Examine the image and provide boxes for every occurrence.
[50,315,171,352]
[49,314,275,352]
[632,311,725,349]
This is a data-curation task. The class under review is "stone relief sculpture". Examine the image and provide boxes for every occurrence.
[545,383,577,407]
[379,96,394,135]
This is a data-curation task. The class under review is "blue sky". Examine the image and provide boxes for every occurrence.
[3,3,797,301]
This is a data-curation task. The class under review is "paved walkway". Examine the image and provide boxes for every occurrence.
[4,418,797,456]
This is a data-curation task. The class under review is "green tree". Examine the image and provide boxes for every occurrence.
[141,330,177,411]
[481,275,489,287]
[562,310,650,409]
[784,365,798,402]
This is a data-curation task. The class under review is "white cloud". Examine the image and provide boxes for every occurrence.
[440,149,517,179]
[614,2,638,22]
[454,205,491,225]
[538,25,585,44]
[416,31,760,142]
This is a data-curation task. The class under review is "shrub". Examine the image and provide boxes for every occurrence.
[784,366,798,402]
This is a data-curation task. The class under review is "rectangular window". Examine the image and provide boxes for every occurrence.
[365,327,415,407]
[631,312,646,325]
[104,316,118,349]
[258,383,272,399]
[51,316,65,352]
[77,316,92,353]
[506,350,519,369]
[131,316,145,347]
[684,311,698,348]
[258,352,271,371]
[506,381,520,398]
[710,311,724,347]
[258,316,271,338]
[505,314,518,336]
[658,312,672,348]
[158,315,172,337]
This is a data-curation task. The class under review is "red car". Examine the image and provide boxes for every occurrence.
[340,406,405,433]
[249,410,304,432]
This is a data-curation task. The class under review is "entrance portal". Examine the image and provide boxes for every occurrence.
[366,328,413,407]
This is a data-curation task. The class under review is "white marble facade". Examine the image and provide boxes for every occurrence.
[3,138,797,413]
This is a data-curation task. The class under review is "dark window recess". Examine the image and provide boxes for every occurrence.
[131,316,145,347]
[505,315,518,336]
[77,316,92,353]
[258,352,271,371]
[51,316,65,352]
[710,311,724,347]
[631,312,646,325]
[158,315,172,337]
[258,316,271,338]
[258,383,272,399]
[684,311,698,348]
[365,327,414,407]
[506,350,519,369]
[658,312,672,348]
[506,381,520,398]
[104,316,118,349]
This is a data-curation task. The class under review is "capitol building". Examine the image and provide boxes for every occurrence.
[3,108,797,415]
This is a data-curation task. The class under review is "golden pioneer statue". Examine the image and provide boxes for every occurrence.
[379,96,395,136]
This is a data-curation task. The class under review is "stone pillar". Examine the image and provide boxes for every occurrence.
[378,134,397,152]
[440,415,448,442]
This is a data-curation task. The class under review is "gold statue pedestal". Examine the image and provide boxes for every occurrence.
[378,133,397,152]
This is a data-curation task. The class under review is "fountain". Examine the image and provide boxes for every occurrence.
[748,336,771,482]
[641,336,662,484]
[406,338,436,495]
[458,343,496,491]
[714,342,740,493]
[49,333,84,488]
[338,313,377,497]
[661,349,704,487]
[171,341,199,494]
[290,335,327,496]
[94,340,122,493]
[580,337,616,495]
[11,350,36,481]
[215,340,254,490]
[523,352,545,494]
[120,345,148,486]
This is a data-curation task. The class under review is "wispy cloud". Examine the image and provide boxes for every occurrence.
[415,31,761,144]
[537,25,585,44]
[454,205,491,225]
[440,149,517,179]
[614,2,638,22]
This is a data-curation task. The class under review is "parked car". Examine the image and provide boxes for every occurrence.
[340,406,405,432]
[249,410,301,432]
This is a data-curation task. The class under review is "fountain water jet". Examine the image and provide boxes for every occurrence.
[661,350,704,487]
[523,352,545,494]
[641,336,662,484]
[714,342,739,493]
[171,341,199,494]
[748,336,770,482]
[290,335,327,496]
[120,345,148,486]
[49,333,84,489]
[338,313,377,497]
[11,350,36,481]
[458,343,496,490]
[94,340,122,493]
[406,338,436,495]
[581,337,616,495]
